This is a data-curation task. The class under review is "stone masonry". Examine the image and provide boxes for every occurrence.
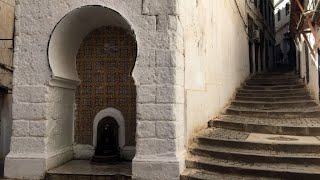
[5,0,185,179]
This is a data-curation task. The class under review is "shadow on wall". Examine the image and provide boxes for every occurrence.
[0,94,13,178]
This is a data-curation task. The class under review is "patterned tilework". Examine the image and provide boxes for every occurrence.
[75,26,137,146]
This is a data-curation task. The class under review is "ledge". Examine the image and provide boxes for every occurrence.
[49,76,80,90]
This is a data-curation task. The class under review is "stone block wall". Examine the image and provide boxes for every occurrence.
[133,1,185,179]
[5,0,185,180]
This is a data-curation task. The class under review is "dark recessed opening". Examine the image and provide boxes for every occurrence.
[92,117,120,163]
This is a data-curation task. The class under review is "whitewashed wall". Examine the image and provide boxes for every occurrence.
[297,34,319,101]
[180,0,250,145]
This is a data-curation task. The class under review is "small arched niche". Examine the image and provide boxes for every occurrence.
[93,108,125,149]
[48,5,135,89]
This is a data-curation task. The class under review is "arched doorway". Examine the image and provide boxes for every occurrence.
[75,26,137,150]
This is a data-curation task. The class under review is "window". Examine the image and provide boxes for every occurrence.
[254,0,258,7]
[264,1,267,17]
[277,11,281,21]
[286,3,290,15]
[259,0,263,15]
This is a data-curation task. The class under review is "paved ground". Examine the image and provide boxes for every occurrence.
[45,160,132,180]
[199,128,320,145]
[182,169,281,180]
[198,128,250,141]
[48,160,132,176]
[218,115,320,127]
[229,106,320,112]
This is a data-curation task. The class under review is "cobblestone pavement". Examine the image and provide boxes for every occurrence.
[228,106,320,112]
[187,155,320,174]
[217,115,320,127]
[198,128,250,141]
[192,143,320,157]
[182,169,281,180]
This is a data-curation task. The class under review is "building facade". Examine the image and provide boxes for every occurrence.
[290,0,320,100]
[247,0,276,74]
[274,0,292,68]
[1,0,274,179]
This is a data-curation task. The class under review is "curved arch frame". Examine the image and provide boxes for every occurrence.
[93,107,125,148]
[47,5,136,89]
[47,5,137,147]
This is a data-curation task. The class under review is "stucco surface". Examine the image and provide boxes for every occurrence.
[180,0,250,145]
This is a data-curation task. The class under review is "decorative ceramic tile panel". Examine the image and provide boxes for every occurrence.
[75,26,137,146]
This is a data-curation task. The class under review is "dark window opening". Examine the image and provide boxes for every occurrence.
[305,43,310,83]
[259,0,264,15]
[286,3,290,15]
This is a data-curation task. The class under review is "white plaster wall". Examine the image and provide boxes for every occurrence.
[297,34,319,101]
[47,87,74,157]
[180,0,250,144]
[307,55,319,101]
[302,34,319,101]
[299,40,307,79]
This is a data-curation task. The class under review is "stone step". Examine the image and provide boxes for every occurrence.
[255,72,296,75]
[185,155,320,179]
[209,116,320,136]
[242,84,305,90]
[226,106,320,118]
[248,79,301,83]
[196,128,320,153]
[251,76,300,79]
[45,160,131,180]
[231,100,318,109]
[46,174,131,180]
[252,73,299,77]
[181,169,278,180]
[237,88,307,95]
[236,92,308,97]
[190,144,320,165]
[235,95,311,102]
[245,80,303,86]
[250,76,300,81]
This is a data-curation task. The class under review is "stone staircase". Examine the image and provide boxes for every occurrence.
[181,72,320,180]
